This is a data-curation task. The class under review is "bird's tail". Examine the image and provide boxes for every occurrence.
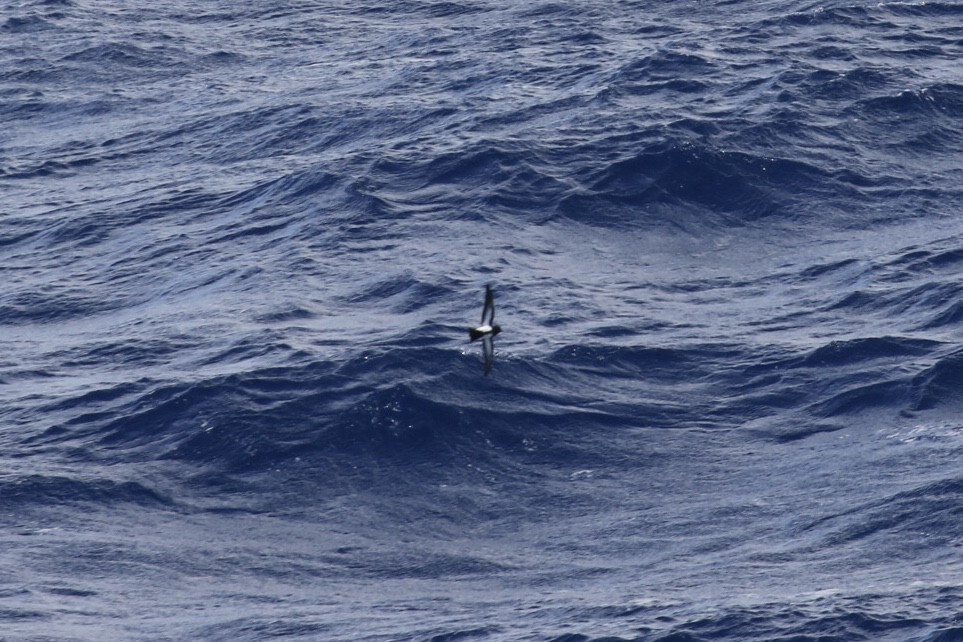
[469,328,485,341]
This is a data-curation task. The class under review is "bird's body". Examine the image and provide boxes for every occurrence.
[469,324,499,341]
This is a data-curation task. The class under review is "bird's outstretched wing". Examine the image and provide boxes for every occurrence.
[482,334,495,375]
[482,284,495,326]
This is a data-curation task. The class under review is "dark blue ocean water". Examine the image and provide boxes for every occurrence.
[3,0,963,640]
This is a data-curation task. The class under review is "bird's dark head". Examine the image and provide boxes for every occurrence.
[491,324,502,336]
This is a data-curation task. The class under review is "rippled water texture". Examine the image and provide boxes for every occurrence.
[3,1,963,640]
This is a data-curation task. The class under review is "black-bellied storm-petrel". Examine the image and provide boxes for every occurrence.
[469,284,501,375]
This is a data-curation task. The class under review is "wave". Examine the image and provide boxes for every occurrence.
[15,327,955,486]
[4,1,963,637]
[799,476,963,564]
[0,474,173,510]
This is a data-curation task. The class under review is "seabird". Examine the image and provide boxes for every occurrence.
[469,284,501,375]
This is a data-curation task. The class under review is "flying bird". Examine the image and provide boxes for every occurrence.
[469,284,501,375]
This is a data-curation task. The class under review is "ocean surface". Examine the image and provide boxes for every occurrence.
[3,0,963,640]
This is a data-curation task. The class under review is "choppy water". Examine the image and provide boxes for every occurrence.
[3,1,963,640]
